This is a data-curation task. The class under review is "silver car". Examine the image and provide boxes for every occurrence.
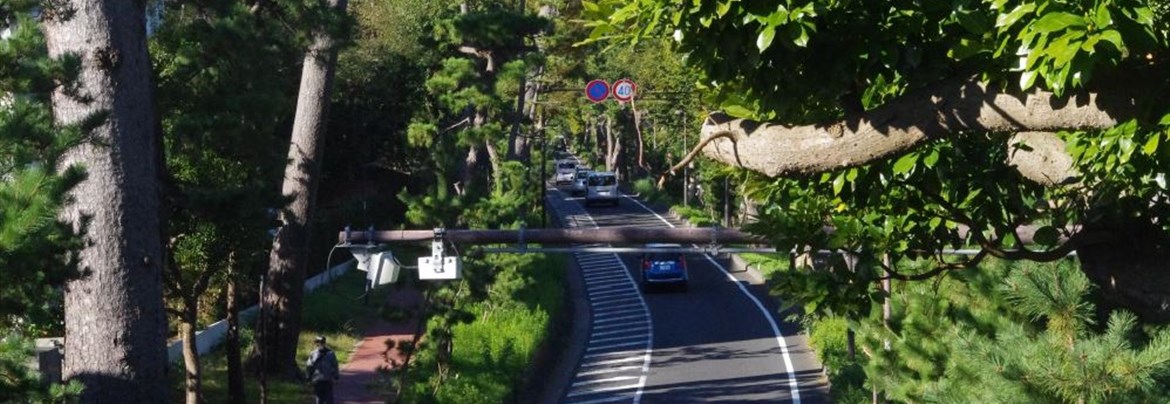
[584,171,619,207]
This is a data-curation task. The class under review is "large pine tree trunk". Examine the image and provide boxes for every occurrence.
[259,0,349,376]
[42,2,167,402]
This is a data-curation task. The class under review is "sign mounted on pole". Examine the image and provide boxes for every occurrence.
[611,79,636,102]
[585,79,610,103]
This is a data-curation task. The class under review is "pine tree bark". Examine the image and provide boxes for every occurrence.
[42,1,167,402]
[259,0,349,377]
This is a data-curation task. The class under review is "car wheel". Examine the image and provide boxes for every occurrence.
[612,199,619,207]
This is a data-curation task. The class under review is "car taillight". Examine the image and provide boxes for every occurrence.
[680,256,687,270]
[643,260,650,269]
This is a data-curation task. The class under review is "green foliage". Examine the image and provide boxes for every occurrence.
[863,259,1170,403]
[151,0,297,326]
[806,316,868,403]
[168,270,379,402]
[585,0,1165,118]
[397,253,565,403]
[671,205,718,227]
[0,4,90,401]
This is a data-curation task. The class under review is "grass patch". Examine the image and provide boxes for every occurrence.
[671,205,719,227]
[632,178,673,207]
[398,253,566,403]
[169,268,392,403]
[739,252,791,280]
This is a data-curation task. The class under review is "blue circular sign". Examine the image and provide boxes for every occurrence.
[585,79,610,103]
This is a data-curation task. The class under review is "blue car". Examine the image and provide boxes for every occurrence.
[640,243,688,292]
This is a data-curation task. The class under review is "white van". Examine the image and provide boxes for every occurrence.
[584,171,619,207]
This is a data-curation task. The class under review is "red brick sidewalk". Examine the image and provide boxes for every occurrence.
[334,289,423,404]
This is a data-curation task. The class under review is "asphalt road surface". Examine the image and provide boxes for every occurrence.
[545,173,829,404]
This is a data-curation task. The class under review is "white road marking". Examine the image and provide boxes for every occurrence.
[580,355,644,366]
[590,326,650,338]
[590,333,649,345]
[587,340,646,351]
[567,383,641,397]
[572,375,641,388]
[578,365,642,376]
[593,313,647,324]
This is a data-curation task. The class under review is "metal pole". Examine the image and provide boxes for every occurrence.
[723,176,730,227]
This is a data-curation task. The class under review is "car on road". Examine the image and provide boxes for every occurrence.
[570,168,590,196]
[555,161,577,185]
[584,171,619,207]
[640,243,688,292]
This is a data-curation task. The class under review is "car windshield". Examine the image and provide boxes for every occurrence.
[588,176,616,186]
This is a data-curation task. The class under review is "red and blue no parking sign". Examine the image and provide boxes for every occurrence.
[584,79,610,103]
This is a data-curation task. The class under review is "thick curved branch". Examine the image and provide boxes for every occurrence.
[655,129,739,189]
[1006,131,1077,185]
[699,78,1142,177]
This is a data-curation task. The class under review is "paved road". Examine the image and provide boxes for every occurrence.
[545,173,829,404]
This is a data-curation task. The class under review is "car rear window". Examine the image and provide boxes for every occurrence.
[588,175,616,186]
[558,163,575,169]
[647,253,678,261]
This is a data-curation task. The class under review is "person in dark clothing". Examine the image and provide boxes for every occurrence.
[306,335,340,404]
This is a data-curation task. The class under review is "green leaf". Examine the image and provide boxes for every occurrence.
[955,9,991,35]
[892,153,918,175]
[1142,133,1160,155]
[716,1,732,17]
[582,1,600,13]
[1097,29,1125,53]
[923,149,940,167]
[757,25,776,52]
[789,24,809,48]
[832,174,845,195]
[1032,12,1086,33]
[996,3,1036,28]
[1033,225,1059,246]
[722,103,754,118]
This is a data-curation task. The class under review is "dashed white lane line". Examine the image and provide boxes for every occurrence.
[578,365,642,376]
[593,320,647,330]
[580,355,644,367]
[591,327,650,338]
[566,394,636,404]
[590,334,649,345]
[593,314,647,324]
[572,376,641,388]
[587,341,646,351]
[567,383,641,397]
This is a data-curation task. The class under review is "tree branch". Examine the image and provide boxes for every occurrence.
[655,129,740,189]
[697,78,1144,178]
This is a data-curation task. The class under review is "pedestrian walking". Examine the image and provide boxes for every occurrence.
[306,335,340,404]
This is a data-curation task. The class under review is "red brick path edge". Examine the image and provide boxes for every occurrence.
[334,288,424,404]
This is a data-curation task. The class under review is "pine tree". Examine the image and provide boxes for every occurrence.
[0,3,85,400]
